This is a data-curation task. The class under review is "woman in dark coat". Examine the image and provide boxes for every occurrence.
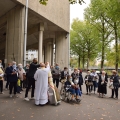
[109,70,119,99]
[98,71,108,98]
[84,71,93,95]
[78,70,83,92]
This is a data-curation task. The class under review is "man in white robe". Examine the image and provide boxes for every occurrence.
[34,62,50,105]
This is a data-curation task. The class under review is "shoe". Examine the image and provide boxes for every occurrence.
[10,94,12,98]
[109,96,113,98]
[14,94,18,98]
[24,97,29,101]
[0,92,4,94]
[114,97,118,100]
[57,101,61,104]
[31,97,35,100]
[86,93,88,95]
[76,99,81,102]
[71,99,75,102]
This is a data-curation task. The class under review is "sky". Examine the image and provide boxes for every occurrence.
[70,0,91,25]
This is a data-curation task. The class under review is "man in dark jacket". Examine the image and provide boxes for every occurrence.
[61,67,69,80]
[6,61,18,98]
[5,63,12,90]
[24,58,40,101]
[78,70,83,92]
[51,64,61,88]
[23,63,30,88]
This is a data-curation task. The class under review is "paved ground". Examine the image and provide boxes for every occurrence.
[0,73,120,120]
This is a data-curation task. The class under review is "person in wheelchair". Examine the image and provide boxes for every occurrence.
[64,75,75,101]
[73,77,82,102]
[65,75,81,102]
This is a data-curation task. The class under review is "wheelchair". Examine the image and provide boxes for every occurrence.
[60,83,81,104]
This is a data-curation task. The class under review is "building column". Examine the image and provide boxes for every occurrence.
[51,39,55,66]
[5,5,25,64]
[44,40,53,65]
[55,32,69,70]
[38,23,44,63]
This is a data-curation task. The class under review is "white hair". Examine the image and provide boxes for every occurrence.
[12,61,16,65]
[18,63,22,66]
[102,71,106,74]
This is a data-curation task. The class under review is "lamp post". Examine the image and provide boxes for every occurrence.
[23,0,28,67]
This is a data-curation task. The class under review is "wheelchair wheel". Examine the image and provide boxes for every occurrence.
[67,98,70,103]
[60,88,66,101]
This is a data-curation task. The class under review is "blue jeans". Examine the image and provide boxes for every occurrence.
[17,86,21,93]
[68,88,75,95]
[92,81,97,92]
[75,89,82,96]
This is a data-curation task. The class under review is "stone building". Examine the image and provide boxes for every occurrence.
[0,0,70,69]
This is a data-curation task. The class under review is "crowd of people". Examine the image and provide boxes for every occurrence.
[0,58,120,107]
[84,69,120,99]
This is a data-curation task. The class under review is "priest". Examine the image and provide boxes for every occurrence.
[34,62,50,106]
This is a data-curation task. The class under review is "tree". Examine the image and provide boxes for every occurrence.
[84,0,114,69]
[70,18,99,69]
[106,44,120,67]
[102,0,120,70]
[39,0,85,5]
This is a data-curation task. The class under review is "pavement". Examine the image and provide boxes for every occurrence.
[0,72,120,120]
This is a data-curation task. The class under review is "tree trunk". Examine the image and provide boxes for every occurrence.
[101,19,105,69]
[87,50,90,70]
[78,55,80,69]
[82,50,85,69]
[87,39,90,70]
[101,45,105,69]
[114,22,118,71]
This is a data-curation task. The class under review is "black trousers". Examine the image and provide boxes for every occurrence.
[24,78,28,88]
[20,80,25,89]
[9,82,17,94]
[25,77,35,98]
[0,80,3,92]
[79,85,82,92]
[86,85,92,93]
[53,78,59,88]
[112,87,118,98]
[6,80,10,89]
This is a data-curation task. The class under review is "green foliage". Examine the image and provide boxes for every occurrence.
[106,44,120,66]
[70,58,78,68]
[69,0,85,5]
[39,0,48,5]
[39,0,85,5]
[70,18,100,69]
[84,0,118,68]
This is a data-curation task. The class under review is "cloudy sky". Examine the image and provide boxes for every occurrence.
[70,0,91,24]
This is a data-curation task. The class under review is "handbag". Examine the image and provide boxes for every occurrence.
[101,81,104,85]
[109,82,114,89]
[88,82,93,86]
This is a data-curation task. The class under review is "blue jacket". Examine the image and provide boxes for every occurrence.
[5,66,18,82]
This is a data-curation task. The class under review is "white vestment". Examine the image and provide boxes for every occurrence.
[34,66,50,105]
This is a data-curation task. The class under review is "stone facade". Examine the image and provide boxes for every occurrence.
[16,0,70,32]
[0,0,70,69]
